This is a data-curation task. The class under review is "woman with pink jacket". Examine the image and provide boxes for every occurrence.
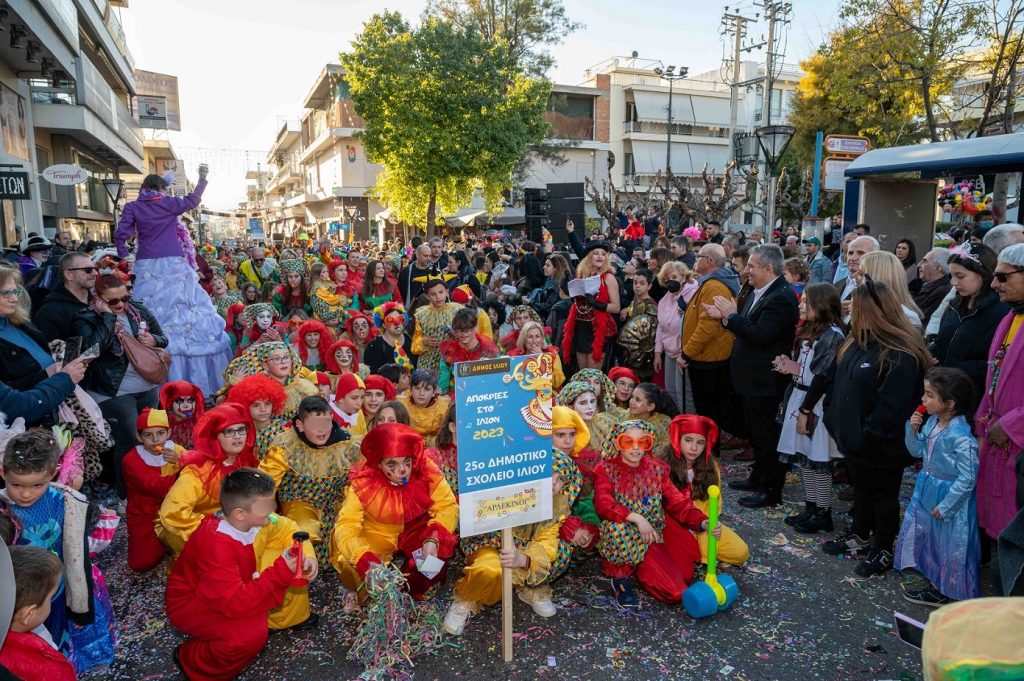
[654,261,698,414]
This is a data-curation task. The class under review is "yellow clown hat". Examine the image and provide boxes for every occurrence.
[551,406,590,456]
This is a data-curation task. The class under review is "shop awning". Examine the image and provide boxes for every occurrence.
[845,133,1024,179]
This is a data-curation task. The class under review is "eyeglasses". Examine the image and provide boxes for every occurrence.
[994,268,1024,283]
[616,432,654,452]
[695,254,711,261]
[221,425,249,438]
[0,288,20,298]
[265,355,291,364]
[103,295,132,305]
[67,266,98,274]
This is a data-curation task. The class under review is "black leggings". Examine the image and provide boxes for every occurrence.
[846,460,905,551]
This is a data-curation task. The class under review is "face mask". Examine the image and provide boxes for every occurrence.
[980,220,994,230]
[665,280,682,293]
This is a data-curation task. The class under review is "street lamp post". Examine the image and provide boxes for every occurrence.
[755,124,795,233]
[101,177,124,242]
[652,65,689,176]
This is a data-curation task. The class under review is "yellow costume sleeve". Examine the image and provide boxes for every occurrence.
[411,319,427,355]
[551,353,565,391]
[259,444,290,488]
[260,513,316,561]
[158,466,211,546]
[514,521,560,587]
[349,411,368,438]
[428,476,459,534]
[476,309,493,341]
[329,486,372,574]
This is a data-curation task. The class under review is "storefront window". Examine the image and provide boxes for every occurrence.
[72,148,113,213]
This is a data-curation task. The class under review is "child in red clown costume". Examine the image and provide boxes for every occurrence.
[331,372,367,436]
[329,422,458,602]
[339,311,379,364]
[325,338,370,382]
[663,415,750,566]
[608,367,640,410]
[295,319,333,372]
[594,419,713,607]
[159,380,206,450]
[361,374,396,426]
[166,468,318,681]
[122,408,184,571]
[225,374,290,461]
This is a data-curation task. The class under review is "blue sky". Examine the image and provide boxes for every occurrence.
[122,0,844,208]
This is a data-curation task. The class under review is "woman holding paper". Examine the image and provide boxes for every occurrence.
[561,241,621,372]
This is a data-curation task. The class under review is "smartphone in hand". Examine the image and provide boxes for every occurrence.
[63,337,82,367]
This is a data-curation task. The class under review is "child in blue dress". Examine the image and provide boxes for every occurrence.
[1,429,118,673]
[895,367,980,606]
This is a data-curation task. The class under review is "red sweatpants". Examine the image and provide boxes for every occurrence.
[602,519,701,604]
[167,602,267,681]
[127,514,165,572]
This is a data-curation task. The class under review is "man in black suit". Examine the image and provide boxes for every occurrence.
[705,244,799,507]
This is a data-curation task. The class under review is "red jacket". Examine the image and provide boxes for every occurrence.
[593,455,706,530]
[623,219,645,241]
[0,630,77,681]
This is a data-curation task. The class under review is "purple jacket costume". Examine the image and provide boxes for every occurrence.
[115,178,206,261]
[976,310,1024,539]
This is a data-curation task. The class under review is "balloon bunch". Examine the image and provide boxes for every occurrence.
[938,179,991,217]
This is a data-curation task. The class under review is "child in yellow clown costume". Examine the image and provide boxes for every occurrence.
[663,415,749,566]
[260,396,361,568]
[443,448,583,636]
[157,403,315,630]
[330,422,458,601]
[410,277,462,374]
[551,406,601,555]
[399,369,451,442]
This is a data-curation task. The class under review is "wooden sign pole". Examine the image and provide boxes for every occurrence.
[501,527,514,662]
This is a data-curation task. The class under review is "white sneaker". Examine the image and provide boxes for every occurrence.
[443,600,472,636]
[517,591,557,618]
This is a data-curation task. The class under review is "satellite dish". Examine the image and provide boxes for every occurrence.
[631,51,639,59]
[607,151,616,170]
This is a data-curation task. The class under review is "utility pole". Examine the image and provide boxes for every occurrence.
[720,9,757,160]
[760,2,792,128]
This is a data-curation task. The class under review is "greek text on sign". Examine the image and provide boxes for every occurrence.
[0,171,30,200]
[823,157,853,192]
[824,135,870,155]
[42,164,88,186]
[455,353,554,537]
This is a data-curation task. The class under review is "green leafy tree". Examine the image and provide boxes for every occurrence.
[342,12,551,235]
[427,0,582,77]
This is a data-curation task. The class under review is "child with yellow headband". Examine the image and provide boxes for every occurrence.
[594,419,711,607]
[663,415,749,566]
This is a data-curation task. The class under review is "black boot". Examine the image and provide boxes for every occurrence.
[794,507,833,534]
[785,502,815,527]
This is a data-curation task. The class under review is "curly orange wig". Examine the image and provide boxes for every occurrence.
[225,373,287,415]
[296,319,334,366]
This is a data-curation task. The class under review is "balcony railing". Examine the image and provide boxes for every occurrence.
[622,120,730,138]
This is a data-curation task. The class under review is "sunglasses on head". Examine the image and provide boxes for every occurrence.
[103,295,131,305]
[994,267,1024,283]
[616,432,654,452]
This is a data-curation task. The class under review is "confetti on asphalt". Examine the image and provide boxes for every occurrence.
[85,458,1000,680]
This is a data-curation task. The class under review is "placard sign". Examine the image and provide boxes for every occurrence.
[455,354,553,537]
[0,171,30,200]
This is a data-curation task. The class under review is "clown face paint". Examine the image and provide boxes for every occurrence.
[256,311,274,331]
[380,456,413,486]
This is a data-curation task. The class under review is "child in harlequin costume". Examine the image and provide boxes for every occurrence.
[557,380,619,455]
[362,374,396,426]
[159,380,206,450]
[0,546,77,681]
[443,449,583,636]
[239,303,288,352]
[331,372,368,436]
[399,369,451,443]
[329,422,458,601]
[225,374,290,461]
[295,319,333,372]
[551,406,601,555]
[325,338,371,382]
[165,468,319,681]
[411,278,462,374]
[593,419,710,607]
[220,342,318,419]
[449,284,494,341]
[122,408,184,572]
[663,415,749,566]
[437,308,501,396]
[271,259,311,319]
[309,261,350,330]
[260,397,360,568]
[568,368,618,413]
[424,402,458,495]
[225,302,246,357]
[609,367,640,410]
[1,430,118,674]
[626,383,675,447]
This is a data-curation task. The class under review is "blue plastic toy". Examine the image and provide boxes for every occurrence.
[683,485,740,617]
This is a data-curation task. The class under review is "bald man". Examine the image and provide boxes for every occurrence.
[398,243,439,307]
[836,235,879,317]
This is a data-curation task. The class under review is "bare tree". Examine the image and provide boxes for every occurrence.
[776,167,815,225]
[662,162,759,226]
[583,172,672,228]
